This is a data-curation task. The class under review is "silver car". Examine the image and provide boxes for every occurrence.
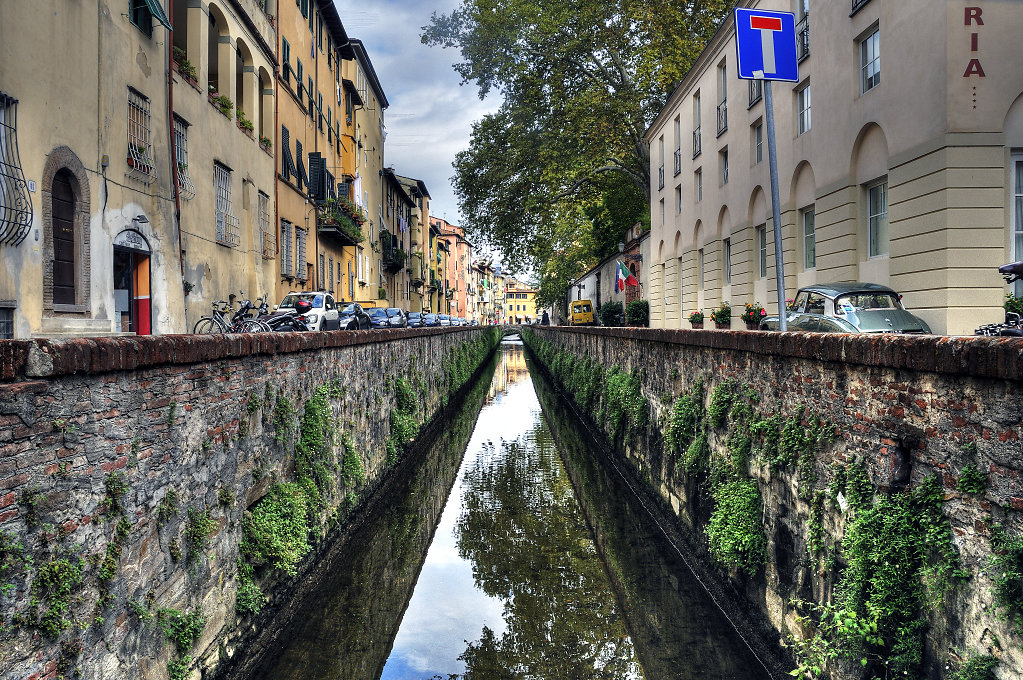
[761,283,931,334]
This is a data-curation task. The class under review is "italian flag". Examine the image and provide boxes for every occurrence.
[615,260,638,293]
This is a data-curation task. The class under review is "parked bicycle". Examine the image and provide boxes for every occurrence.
[193,296,270,334]
[974,261,1023,337]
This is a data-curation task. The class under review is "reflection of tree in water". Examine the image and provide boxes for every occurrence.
[450,425,645,679]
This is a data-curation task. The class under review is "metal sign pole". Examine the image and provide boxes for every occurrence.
[763,79,788,331]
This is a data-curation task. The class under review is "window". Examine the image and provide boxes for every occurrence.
[297,60,304,103]
[867,180,888,257]
[692,92,702,158]
[300,0,308,19]
[658,136,665,190]
[317,13,323,51]
[802,207,816,270]
[1013,156,1023,296]
[0,306,11,340]
[129,0,154,37]
[327,108,332,142]
[675,185,682,215]
[317,92,323,130]
[127,88,156,178]
[796,0,810,61]
[748,79,762,108]
[752,122,763,165]
[328,256,334,291]
[659,199,665,228]
[0,92,33,247]
[214,162,239,247]
[281,220,294,277]
[757,225,768,278]
[259,192,274,259]
[282,39,291,85]
[295,228,308,281]
[698,249,705,289]
[798,84,811,135]
[695,168,703,202]
[673,117,682,176]
[860,27,880,93]
[720,148,729,186]
[716,62,728,136]
[172,116,194,200]
[723,238,732,284]
[308,77,314,117]
[358,246,366,282]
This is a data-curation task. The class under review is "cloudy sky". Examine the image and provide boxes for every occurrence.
[335,0,499,228]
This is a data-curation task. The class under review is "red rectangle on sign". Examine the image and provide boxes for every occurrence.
[750,16,782,31]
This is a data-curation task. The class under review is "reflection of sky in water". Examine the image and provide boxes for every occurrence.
[381,351,539,679]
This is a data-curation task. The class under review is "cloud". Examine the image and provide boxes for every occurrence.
[335,0,500,226]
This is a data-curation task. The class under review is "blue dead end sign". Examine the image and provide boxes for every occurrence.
[735,8,799,82]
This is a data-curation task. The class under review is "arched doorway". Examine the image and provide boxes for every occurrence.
[113,229,152,334]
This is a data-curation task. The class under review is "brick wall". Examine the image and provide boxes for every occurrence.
[527,327,1023,680]
[0,328,496,680]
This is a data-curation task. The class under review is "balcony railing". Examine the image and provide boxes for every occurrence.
[748,79,762,108]
[692,127,702,159]
[850,0,872,15]
[716,101,727,137]
[673,149,682,176]
[657,166,665,190]
[796,15,810,61]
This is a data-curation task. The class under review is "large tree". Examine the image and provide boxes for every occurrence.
[424,0,735,300]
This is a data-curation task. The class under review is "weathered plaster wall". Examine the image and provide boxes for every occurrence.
[525,326,1023,680]
[0,327,499,680]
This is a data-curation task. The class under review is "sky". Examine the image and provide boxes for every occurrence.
[334,0,499,229]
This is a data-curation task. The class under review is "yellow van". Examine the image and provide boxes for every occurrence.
[570,300,595,326]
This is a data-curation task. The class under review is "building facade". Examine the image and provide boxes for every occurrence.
[435,217,473,318]
[567,226,650,318]
[645,0,1023,335]
[505,278,538,324]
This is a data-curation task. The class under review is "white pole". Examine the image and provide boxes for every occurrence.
[764,79,788,331]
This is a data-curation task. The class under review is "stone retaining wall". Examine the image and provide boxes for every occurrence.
[525,327,1023,680]
[0,328,499,680]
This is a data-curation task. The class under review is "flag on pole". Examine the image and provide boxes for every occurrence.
[615,261,638,293]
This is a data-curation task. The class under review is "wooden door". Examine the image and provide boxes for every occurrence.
[52,170,76,305]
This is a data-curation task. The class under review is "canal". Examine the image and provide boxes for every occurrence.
[240,338,772,680]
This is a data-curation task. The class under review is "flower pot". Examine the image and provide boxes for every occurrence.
[690,321,704,329]
[714,321,730,329]
[745,321,760,330]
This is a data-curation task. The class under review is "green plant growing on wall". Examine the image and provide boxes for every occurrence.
[18,487,46,528]
[241,482,310,576]
[602,367,647,442]
[157,488,179,524]
[273,395,298,444]
[957,464,987,494]
[218,488,235,507]
[156,607,206,654]
[104,472,130,515]
[168,656,193,680]
[235,560,264,615]
[34,557,85,638]
[168,401,178,427]
[184,508,217,563]
[706,380,734,429]
[950,654,999,680]
[990,523,1023,636]
[706,479,766,576]
[247,392,263,415]
[169,539,182,563]
[340,434,365,487]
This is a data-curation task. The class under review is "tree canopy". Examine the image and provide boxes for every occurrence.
[423,0,735,308]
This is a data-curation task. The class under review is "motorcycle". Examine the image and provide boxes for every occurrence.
[259,297,313,332]
[974,261,1023,337]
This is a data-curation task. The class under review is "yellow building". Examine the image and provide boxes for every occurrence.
[397,175,431,312]
[427,220,450,313]
[505,278,538,323]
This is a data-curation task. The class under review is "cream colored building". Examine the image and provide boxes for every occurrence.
[0,0,189,337]
[645,0,1023,335]
[171,0,277,328]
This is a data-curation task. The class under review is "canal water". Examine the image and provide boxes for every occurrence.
[246,339,771,680]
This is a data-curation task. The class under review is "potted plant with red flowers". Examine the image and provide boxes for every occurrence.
[688,310,705,329]
[741,302,766,330]
[710,301,731,329]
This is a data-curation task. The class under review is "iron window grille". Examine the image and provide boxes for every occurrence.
[173,116,195,200]
[214,162,240,247]
[716,101,728,137]
[796,14,810,62]
[851,0,873,14]
[720,149,729,186]
[748,80,762,108]
[673,148,682,177]
[319,253,325,289]
[281,220,294,277]
[127,88,156,181]
[0,93,33,247]
[0,306,12,339]
[692,127,702,159]
[295,228,308,281]
[259,192,275,259]
[658,165,665,191]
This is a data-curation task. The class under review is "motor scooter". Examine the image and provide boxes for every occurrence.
[974,261,1023,336]
[260,298,314,332]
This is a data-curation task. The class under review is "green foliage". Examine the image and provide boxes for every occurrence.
[957,464,987,494]
[242,482,311,576]
[990,524,1023,636]
[246,392,263,414]
[184,507,217,562]
[157,607,206,654]
[1006,293,1023,317]
[706,380,734,429]
[235,560,264,615]
[666,382,705,472]
[709,301,731,325]
[105,472,130,514]
[706,479,766,576]
[34,557,84,638]
[598,300,624,327]
[950,654,999,680]
[218,488,235,507]
[168,401,178,426]
[844,459,874,511]
[168,539,181,563]
[157,488,179,524]
[295,386,335,505]
[340,435,365,487]
[273,394,298,443]
[168,656,193,680]
[18,486,45,527]
[602,367,648,441]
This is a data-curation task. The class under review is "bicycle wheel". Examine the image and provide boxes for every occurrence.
[193,317,223,334]
[241,319,270,333]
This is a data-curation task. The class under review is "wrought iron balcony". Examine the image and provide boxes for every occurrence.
[692,127,702,159]
[657,165,664,190]
[673,149,682,176]
[748,80,762,108]
[716,101,728,137]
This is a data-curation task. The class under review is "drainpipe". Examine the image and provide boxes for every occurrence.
[273,0,281,284]
[166,0,185,310]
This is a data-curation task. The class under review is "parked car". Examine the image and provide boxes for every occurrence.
[760,283,932,334]
[423,313,440,327]
[438,314,452,327]
[337,303,371,330]
[366,307,391,329]
[385,308,407,328]
[407,312,425,328]
[276,292,340,331]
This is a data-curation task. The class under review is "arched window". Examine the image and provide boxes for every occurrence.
[51,170,76,305]
[42,147,91,313]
